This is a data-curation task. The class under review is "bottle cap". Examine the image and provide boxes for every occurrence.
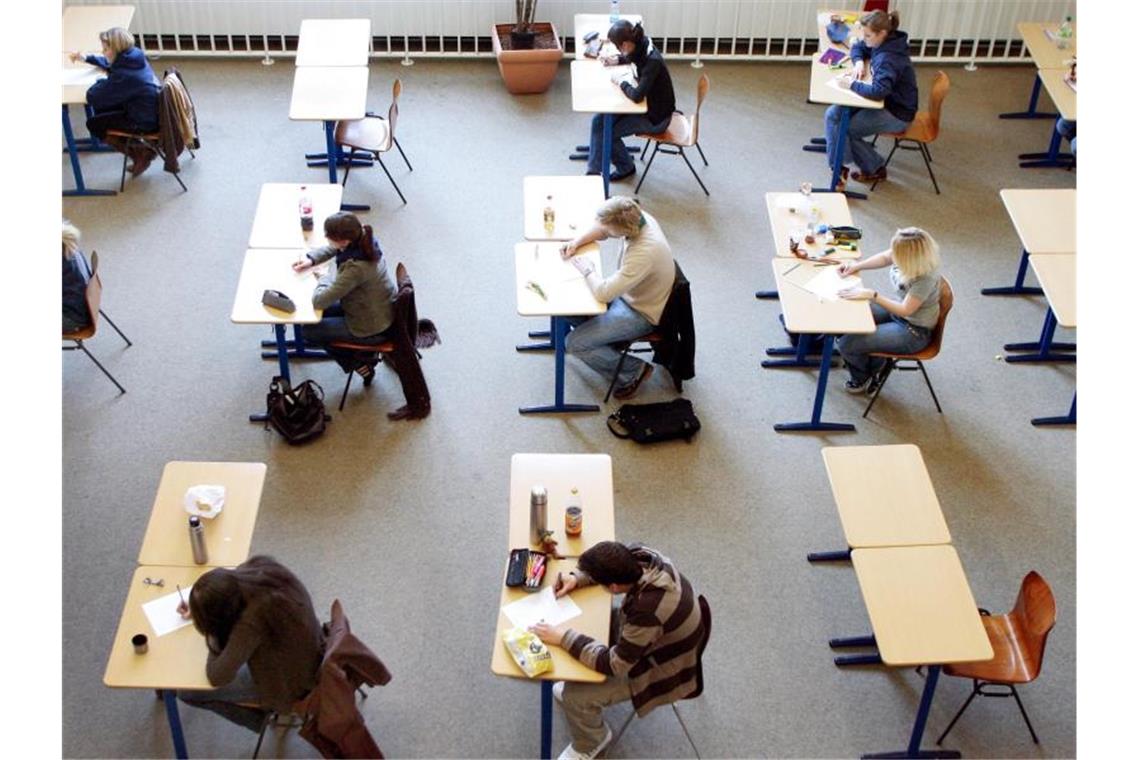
[531,485,547,504]
[189,515,201,527]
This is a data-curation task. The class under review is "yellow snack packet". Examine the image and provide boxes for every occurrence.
[502,627,553,678]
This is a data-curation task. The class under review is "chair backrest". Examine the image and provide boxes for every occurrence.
[84,251,104,331]
[925,71,951,140]
[388,79,403,139]
[921,276,954,357]
[1008,571,1057,681]
[690,74,710,144]
[687,594,712,700]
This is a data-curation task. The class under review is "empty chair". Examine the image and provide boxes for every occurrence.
[62,251,132,394]
[871,71,950,194]
[335,79,413,204]
[863,277,953,418]
[106,67,199,192]
[937,571,1057,746]
[634,74,710,196]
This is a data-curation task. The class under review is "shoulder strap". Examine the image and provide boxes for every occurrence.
[606,412,632,439]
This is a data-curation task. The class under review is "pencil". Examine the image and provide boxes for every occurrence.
[176,584,186,605]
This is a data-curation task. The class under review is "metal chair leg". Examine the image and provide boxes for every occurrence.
[634,142,660,195]
[672,703,701,759]
[119,151,129,192]
[609,708,638,753]
[341,147,355,187]
[936,681,981,745]
[919,142,941,194]
[74,341,126,394]
[604,344,633,403]
[99,309,133,347]
[916,360,943,413]
[640,136,651,162]
[870,139,902,192]
[1010,685,1040,744]
[172,171,188,192]
[251,712,273,759]
[374,156,408,204]
[678,146,710,196]
[339,371,353,411]
[393,138,413,171]
[862,360,894,417]
[694,141,709,166]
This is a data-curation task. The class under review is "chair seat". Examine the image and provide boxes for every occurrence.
[63,326,95,341]
[105,129,159,141]
[869,343,938,362]
[880,111,936,143]
[329,339,396,354]
[636,113,695,147]
[338,117,392,153]
[943,615,1037,683]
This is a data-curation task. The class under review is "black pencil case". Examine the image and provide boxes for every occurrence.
[505,548,547,589]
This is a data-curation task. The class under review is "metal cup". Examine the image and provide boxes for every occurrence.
[132,633,149,655]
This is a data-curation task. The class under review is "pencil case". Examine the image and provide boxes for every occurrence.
[830,225,862,241]
[505,548,547,590]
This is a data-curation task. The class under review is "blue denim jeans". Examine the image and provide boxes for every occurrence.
[178,664,267,733]
[825,105,910,174]
[301,304,393,371]
[838,303,931,384]
[587,113,670,174]
[566,298,654,387]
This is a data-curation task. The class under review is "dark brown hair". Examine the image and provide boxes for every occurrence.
[323,212,378,262]
[860,9,900,34]
[578,541,642,586]
[188,555,300,649]
[607,20,645,48]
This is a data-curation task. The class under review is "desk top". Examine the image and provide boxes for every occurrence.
[296,19,372,66]
[63,65,104,105]
[1037,67,1076,121]
[231,248,325,325]
[289,66,369,121]
[570,60,648,115]
[1017,21,1077,69]
[249,183,344,249]
[490,557,609,683]
[808,53,883,109]
[821,444,951,548]
[851,545,994,667]
[515,242,606,318]
[63,5,136,54]
[104,565,216,690]
[137,462,267,567]
[573,14,643,60]
[509,453,615,557]
[1030,254,1076,328]
[999,189,1076,255]
[765,191,859,260]
[523,176,605,241]
[771,258,874,335]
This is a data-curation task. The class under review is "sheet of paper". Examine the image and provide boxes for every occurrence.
[804,267,861,301]
[143,589,194,637]
[501,586,583,630]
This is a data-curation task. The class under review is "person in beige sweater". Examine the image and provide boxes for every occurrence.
[560,197,676,400]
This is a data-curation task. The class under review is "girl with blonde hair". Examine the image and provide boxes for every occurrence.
[62,220,93,334]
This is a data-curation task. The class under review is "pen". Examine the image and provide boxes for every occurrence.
[176,584,186,606]
[555,571,564,594]
[783,262,801,276]
[813,260,840,267]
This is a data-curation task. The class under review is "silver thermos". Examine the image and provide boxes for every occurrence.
[529,485,548,544]
[188,515,208,564]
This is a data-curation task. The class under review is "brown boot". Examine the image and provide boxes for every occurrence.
[127,145,154,176]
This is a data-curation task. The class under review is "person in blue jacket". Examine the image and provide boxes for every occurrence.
[68,27,161,176]
[825,10,918,189]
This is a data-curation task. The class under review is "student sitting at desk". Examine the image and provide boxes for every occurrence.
[825,10,918,189]
[585,20,676,182]
[292,211,398,385]
[835,227,942,394]
[561,196,675,400]
[177,556,323,732]
[68,27,161,176]
[531,541,704,760]
[62,220,92,335]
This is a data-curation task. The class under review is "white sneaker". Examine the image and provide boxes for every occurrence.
[557,723,613,760]
[552,681,565,703]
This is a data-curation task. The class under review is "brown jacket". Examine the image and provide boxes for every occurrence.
[384,263,439,415]
[158,67,199,173]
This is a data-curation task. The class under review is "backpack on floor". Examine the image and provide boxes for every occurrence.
[265,376,329,444]
[607,399,701,444]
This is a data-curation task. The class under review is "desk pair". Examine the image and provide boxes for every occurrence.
[1000,22,1076,120]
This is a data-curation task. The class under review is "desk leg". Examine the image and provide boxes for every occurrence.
[755,289,778,299]
[831,108,868,201]
[808,547,852,562]
[520,317,600,414]
[764,333,840,368]
[981,249,1043,297]
[260,324,329,360]
[250,325,291,423]
[541,680,553,760]
[517,317,555,352]
[1004,309,1076,362]
[999,74,1059,120]
[602,114,614,199]
[323,120,371,212]
[161,690,189,760]
[1033,392,1076,426]
[862,665,960,759]
[1019,129,1074,169]
[62,105,116,197]
[775,335,856,432]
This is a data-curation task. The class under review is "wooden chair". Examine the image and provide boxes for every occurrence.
[634,74,710,196]
[106,70,196,192]
[871,71,950,194]
[62,251,132,394]
[863,277,953,418]
[937,571,1057,746]
[336,79,413,204]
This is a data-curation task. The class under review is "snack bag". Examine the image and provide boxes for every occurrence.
[502,627,553,678]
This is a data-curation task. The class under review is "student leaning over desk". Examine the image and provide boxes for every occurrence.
[836,227,942,394]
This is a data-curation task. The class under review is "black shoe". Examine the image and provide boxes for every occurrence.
[611,166,636,182]
[355,364,376,386]
[613,364,653,400]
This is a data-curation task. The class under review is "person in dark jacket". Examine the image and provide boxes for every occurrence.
[68,27,161,175]
[177,556,324,732]
[62,220,92,335]
[585,21,676,182]
[824,10,918,188]
[292,212,398,385]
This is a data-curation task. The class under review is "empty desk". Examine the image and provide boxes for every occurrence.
[295,19,372,67]
[983,188,1075,296]
[509,453,615,557]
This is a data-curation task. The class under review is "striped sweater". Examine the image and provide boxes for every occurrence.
[560,545,703,716]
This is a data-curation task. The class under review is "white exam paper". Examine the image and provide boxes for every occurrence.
[143,589,195,637]
[501,586,583,630]
[804,267,862,301]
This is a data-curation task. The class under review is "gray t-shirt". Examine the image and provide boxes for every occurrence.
[889,266,941,329]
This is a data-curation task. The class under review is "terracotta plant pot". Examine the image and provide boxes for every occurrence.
[491,22,563,95]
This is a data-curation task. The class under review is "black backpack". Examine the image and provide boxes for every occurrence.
[607,399,701,444]
[265,377,329,444]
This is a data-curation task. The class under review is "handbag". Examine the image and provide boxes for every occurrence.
[265,376,329,444]
[607,398,701,444]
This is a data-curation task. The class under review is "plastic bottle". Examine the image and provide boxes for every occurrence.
[529,485,548,545]
[299,186,314,231]
[610,0,620,24]
[543,195,555,235]
[1056,15,1072,49]
[188,515,208,565]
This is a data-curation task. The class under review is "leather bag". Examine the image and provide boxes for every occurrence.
[265,376,329,444]
[607,398,701,444]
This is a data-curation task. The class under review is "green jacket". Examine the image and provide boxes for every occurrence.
[307,242,396,337]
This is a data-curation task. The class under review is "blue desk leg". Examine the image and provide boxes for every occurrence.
[250,325,291,423]
[764,333,840,367]
[541,680,553,760]
[808,547,852,562]
[981,249,1044,296]
[1004,309,1076,362]
[830,108,868,201]
[520,317,600,414]
[602,114,613,199]
[755,289,778,299]
[322,120,371,212]
[862,665,960,759]
[62,105,116,197]
[1033,392,1076,426]
[161,690,189,759]
[517,317,555,352]
[999,74,1059,120]
[775,335,856,432]
[1019,128,1075,169]
[260,324,328,360]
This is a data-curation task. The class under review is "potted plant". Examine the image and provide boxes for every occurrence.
[491,0,563,95]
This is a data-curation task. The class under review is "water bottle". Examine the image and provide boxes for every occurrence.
[299,186,314,231]
[610,0,620,24]
[188,515,208,565]
[1057,15,1072,49]
[543,195,555,235]
[529,485,548,545]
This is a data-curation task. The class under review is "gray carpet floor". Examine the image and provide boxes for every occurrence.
[62,57,1076,759]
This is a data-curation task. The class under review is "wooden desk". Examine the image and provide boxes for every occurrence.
[1028,254,1078,426]
[570,59,647,199]
[523,176,604,241]
[984,188,1075,297]
[295,18,371,66]
[289,66,370,207]
[1018,21,1077,70]
[63,5,136,54]
[509,454,614,557]
[572,13,643,60]
[807,52,882,196]
[516,242,605,415]
[137,462,266,567]
[248,183,344,249]
[1017,68,1076,168]
[765,191,858,260]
